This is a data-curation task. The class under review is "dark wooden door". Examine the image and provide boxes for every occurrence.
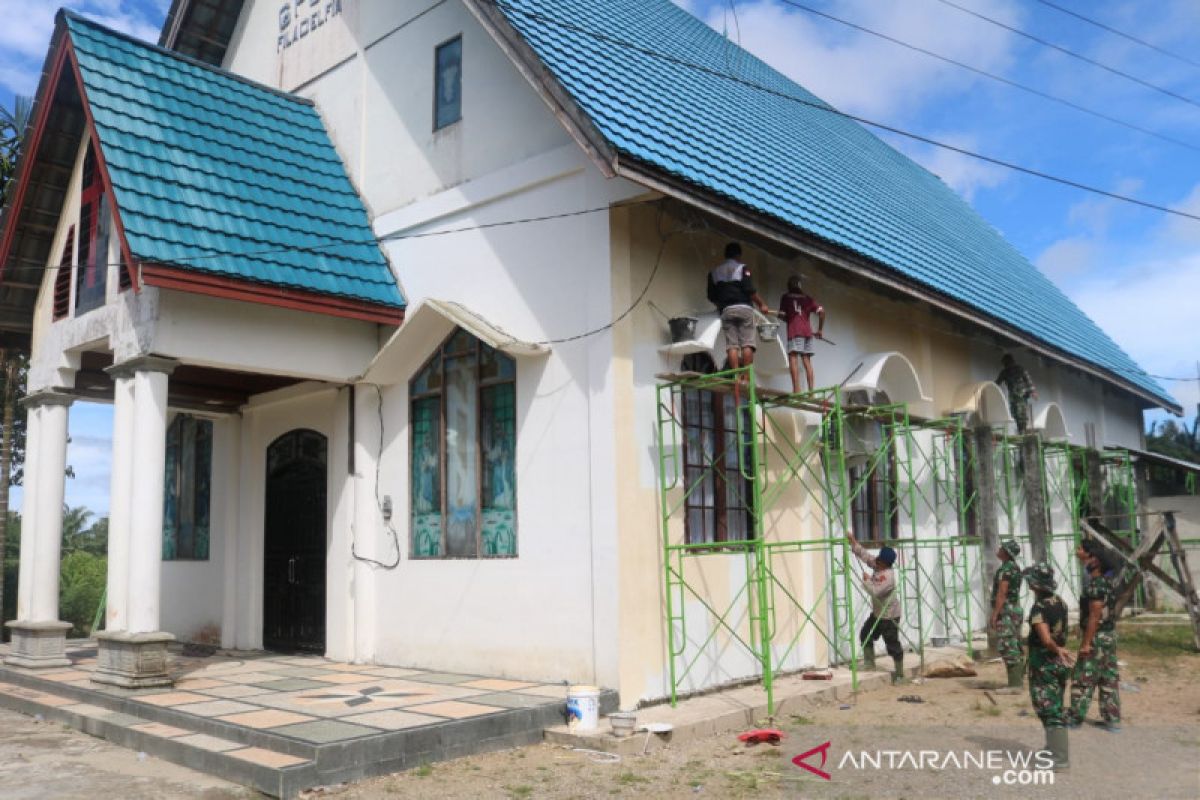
[263,429,327,653]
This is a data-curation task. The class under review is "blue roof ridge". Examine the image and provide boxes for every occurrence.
[61,10,316,109]
[69,27,325,134]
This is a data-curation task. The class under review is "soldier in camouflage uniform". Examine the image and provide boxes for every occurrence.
[989,538,1025,689]
[1069,539,1121,731]
[996,354,1038,433]
[1023,562,1074,770]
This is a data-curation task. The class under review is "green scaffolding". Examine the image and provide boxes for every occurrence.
[655,367,982,713]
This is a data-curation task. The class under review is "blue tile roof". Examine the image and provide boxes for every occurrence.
[65,13,403,310]
[494,0,1174,408]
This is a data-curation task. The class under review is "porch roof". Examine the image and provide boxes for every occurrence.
[0,12,404,338]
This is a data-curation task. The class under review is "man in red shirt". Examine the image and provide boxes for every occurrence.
[778,275,825,393]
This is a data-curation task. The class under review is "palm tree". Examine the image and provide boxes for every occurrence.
[0,95,32,637]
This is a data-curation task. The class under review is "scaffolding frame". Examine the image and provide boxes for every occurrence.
[655,367,983,713]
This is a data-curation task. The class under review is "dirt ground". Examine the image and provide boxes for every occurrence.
[333,622,1200,800]
[2,623,1196,800]
[0,709,250,799]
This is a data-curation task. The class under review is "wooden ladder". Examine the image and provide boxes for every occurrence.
[1081,513,1200,651]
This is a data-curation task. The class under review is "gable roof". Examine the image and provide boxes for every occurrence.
[478,0,1176,411]
[0,12,403,333]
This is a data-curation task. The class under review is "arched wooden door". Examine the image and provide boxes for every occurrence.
[262,429,327,653]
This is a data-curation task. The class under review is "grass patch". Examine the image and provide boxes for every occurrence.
[973,700,1002,718]
[789,713,815,725]
[615,771,650,785]
[413,763,433,778]
[504,785,533,799]
[1114,623,1198,658]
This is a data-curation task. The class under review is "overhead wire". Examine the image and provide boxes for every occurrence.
[929,0,1200,110]
[1029,0,1200,70]
[778,0,1200,154]
[488,0,1200,224]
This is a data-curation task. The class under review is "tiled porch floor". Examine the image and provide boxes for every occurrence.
[0,640,607,798]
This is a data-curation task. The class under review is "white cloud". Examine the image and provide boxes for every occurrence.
[678,0,1023,120]
[901,132,1009,200]
[1036,236,1097,281]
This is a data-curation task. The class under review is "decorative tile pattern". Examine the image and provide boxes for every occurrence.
[134,691,209,707]
[461,678,535,692]
[174,733,243,753]
[173,699,259,717]
[310,672,376,685]
[217,709,314,729]
[131,722,191,738]
[343,709,443,730]
[199,684,270,699]
[228,747,310,769]
[407,700,504,719]
[269,719,382,743]
[174,678,228,690]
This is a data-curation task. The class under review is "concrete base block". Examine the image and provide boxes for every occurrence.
[3,618,72,671]
[3,620,73,668]
[91,630,176,689]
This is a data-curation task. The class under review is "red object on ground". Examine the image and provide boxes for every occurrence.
[802,671,833,680]
[737,729,784,744]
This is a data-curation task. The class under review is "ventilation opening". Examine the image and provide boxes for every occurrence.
[52,226,75,321]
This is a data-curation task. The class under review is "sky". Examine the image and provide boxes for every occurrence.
[3,0,1200,515]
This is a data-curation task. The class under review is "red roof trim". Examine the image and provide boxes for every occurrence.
[141,264,404,325]
[63,36,140,293]
[0,29,70,279]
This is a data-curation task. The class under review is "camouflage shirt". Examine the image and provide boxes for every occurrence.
[1079,574,1116,633]
[992,560,1023,606]
[1027,594,1068,650]
[997,363,1036,400]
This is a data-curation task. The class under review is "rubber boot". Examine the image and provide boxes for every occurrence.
[993,660,1025,694]
[891,656,906,685]
[862,647,876,671]
[1007,660,1025,688]
[1045,727,1069,771]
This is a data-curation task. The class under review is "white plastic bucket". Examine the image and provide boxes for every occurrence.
[566,685,600,731]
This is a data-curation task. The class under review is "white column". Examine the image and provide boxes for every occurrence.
[102,366,136,631]
[29,393,72,622]
[14,404,42,620]
[126,358,176,634]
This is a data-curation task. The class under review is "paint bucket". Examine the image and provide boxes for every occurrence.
[757,321,780,341]
[609,711,637,738]
[668,316,698,342]
[566,685,601,731]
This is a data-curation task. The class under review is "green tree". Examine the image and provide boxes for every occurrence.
[0,95,33,641]
[59,550,106,637]
[1,512,18,631]
[1146,417,1200,494]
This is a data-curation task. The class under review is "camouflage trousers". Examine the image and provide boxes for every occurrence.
[995,602,1024,667]
[1027,648,1069,729]
[1070,630,1120,724]
[1010,398,1032,433]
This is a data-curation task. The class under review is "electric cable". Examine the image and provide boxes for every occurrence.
[350,383,402,569]
[930,0,1200,109]
[1030,0,1200,70]
[487,0,1200,224]
[778,0,1200,154]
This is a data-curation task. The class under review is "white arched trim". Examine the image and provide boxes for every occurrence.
[658,310,788,376]
[1033,402,1070,441]
[361,299,549,385]
[841,351,931,404]
[951,381,1013,426]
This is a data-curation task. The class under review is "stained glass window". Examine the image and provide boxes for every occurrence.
[163,415,213,560]
[410,330,517,558]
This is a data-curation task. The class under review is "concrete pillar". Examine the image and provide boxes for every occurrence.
[14,404,42,621]
[93,356,177,689]
[102,365,135,631]
[5,391,74,668]
[973,424,1001,656]
[1021,433,1050,563]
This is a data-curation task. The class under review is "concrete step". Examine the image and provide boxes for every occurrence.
[0,678,315,797]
